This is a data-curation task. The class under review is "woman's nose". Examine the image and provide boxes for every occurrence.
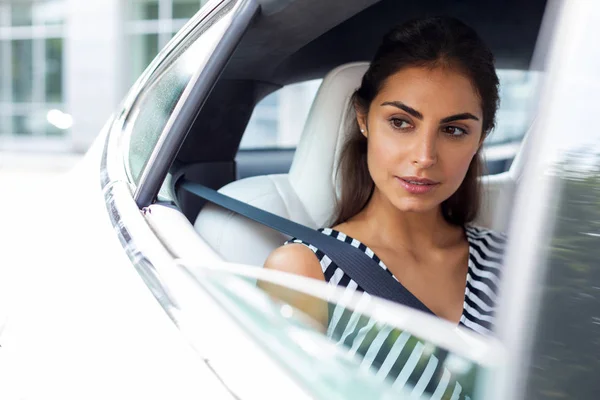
[411,131,437,168]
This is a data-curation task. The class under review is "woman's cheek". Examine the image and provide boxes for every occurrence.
[369,134,395,173]
[366,139,390,190]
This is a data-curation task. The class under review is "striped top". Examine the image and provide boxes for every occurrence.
[286,225,506,398]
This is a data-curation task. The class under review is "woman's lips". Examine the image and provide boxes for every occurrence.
[396,176,440,194]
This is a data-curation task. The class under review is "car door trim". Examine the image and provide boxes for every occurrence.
[134,0,260,208]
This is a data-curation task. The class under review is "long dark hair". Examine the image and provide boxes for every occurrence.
[332,17,499,227]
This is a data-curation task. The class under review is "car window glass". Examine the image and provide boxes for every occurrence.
[239,70,540,157]
[515,2,600,398]
[486,69,541,146]
[240,79,321,149]
[185,263,499,399]
[124,0,236,185]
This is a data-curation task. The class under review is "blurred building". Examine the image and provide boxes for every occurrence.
[0,0,539,155]
[0,0,213,153]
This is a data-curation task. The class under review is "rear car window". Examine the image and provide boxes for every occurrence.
[487,69,541,146]
[240,79,321,149]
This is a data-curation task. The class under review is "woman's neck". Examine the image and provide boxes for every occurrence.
[347,188,463,251]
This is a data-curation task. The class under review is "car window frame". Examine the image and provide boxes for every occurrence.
[107,0,257,202]
[123,0,237,186]
[102,0,225,189]
[131,0,259,208]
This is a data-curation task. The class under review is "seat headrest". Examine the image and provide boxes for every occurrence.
[288,62,369,227]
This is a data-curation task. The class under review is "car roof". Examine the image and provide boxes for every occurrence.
[226,0,547,86]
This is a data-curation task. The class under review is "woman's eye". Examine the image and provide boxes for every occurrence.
[390,118,411,130]
[442,126,467,136]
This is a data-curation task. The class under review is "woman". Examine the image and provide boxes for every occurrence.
[263,16,505,394]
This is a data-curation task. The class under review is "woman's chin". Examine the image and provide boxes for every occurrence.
[393,198,441,214]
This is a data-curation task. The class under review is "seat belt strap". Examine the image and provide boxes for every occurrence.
[180,180,434,315]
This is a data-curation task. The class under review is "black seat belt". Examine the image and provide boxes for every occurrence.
[180,180,434,315]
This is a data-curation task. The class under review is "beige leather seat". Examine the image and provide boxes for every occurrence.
[194,62,521,266]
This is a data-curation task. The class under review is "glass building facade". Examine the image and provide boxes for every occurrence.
[0,0,67,145]
[126,0,211,85]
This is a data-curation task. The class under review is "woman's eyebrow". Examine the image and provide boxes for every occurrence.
[381,101,480,124]
[380,101,423,120]
[440,113,480,124]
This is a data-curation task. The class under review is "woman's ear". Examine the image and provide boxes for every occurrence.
[355,107,368,138]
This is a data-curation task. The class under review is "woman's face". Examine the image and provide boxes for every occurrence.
[357,66,484,215]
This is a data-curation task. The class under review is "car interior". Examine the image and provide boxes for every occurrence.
[158,0,548,268]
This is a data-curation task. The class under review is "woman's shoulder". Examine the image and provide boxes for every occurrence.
[285,228,338,250]
[264,240,326,281]
[265,227,344,276]
[280,228,350,275]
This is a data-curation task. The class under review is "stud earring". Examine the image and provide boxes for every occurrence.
[360,129,365,133]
